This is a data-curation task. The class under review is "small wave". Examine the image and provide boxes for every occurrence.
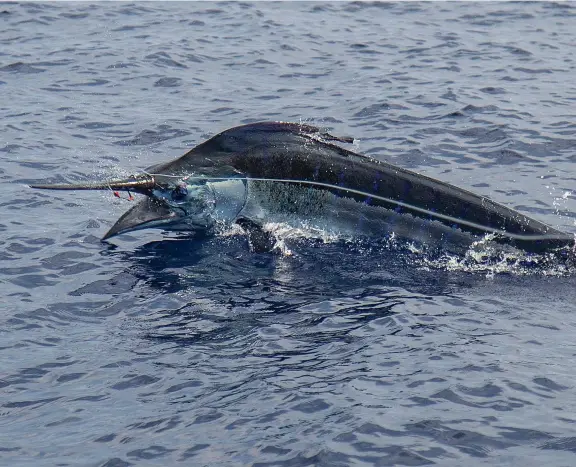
[0,62,45,74]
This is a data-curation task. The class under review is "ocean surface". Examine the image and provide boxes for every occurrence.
[2,2,576,466]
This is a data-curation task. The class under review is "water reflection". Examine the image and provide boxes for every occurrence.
[104,234,470,295]
[94,234,490,346]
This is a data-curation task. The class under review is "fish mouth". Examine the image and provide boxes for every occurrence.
[102,197,180,240]
[30,174,184,240]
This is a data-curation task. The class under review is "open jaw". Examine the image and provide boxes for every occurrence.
[102,197,182,240]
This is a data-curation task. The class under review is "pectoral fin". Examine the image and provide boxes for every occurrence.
[235,217,277,253]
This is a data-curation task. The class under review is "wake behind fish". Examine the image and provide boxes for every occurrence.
[239,221,576,277]
[423,234,576,277]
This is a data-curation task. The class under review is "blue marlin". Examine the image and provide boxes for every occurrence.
[30,121,574,254]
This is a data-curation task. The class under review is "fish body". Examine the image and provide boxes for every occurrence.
[30,122,574,254]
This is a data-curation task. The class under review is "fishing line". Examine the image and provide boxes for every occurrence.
[142,172,576,243]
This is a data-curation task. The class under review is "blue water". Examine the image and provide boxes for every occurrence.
[2,2,576,466]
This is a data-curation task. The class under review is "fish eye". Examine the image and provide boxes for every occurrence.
[171,184,188,201]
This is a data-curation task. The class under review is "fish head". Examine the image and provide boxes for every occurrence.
[147,175,218,227]
[31,173,246,240]
[104,175,249,239]
[98,174,222,239]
